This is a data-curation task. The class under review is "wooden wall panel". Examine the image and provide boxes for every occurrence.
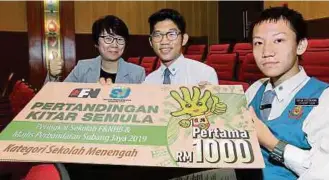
[165,1,181,11]
[207,1,218,45]
[74,1,218,44]
[264,1,329,20]
[179,1,195,35]
[74,1,93,33]
[60,1,76,80]
[198,1,207,36]
[26,1,76,89]
[27,1,45,89]
[0,2,27,32]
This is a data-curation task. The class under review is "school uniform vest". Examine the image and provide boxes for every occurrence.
[250,77,328,180]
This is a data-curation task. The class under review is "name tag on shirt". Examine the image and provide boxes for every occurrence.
[295,98,319,106]
[260,104,272,110]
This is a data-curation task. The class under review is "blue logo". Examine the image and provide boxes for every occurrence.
[110,87,131,98]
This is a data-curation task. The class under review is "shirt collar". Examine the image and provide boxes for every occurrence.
[159,54,185,76]
[264,66,309,102]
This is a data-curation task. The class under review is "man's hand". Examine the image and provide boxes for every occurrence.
[198,81,211,86]
[198,81,211,89]
[249,106,279,151]
[99,77,113,85]
[49,56,63,77]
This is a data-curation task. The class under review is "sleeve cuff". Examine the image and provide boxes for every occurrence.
[283,144,310,176]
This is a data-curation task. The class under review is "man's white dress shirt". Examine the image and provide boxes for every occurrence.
[144,54,218,85]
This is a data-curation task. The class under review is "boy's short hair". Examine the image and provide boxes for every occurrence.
[250,6,307,43]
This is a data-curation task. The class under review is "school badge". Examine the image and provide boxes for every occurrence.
[288,105,303,119]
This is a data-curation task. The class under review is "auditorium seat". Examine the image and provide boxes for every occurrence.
[219,80,250,91]
[9,80,36,116]
[301,51,329,83]
[127,57,141,65]
[306,39,329,52]
[24,163,70,180]
[233,43,253,80]
[185,44,206,55]
[208,44,230,55]
[206,53,237,81]
[233,43,252,60]
[184,54,203,62]
[237,53,264,84]
[140,56,158,75]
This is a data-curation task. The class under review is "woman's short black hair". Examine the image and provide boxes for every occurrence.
[92,15,129,45]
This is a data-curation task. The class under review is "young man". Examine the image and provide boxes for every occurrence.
[47,15,145,85]
[144,8,218,85]
[246,6,329,180]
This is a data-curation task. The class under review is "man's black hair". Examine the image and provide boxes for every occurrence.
[148,8,186,34]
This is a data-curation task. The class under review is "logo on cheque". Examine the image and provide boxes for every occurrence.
[69,88,100,98]
[110,87,131,99]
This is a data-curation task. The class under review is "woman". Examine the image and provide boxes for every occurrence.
[36,15,146,179]
[48,15,145,84]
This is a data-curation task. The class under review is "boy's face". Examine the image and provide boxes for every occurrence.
[149,19,188,64]
[252,19,307,78]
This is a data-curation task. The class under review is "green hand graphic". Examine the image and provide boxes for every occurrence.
[170,86,228,129]
[170,86,211,117]
[210,95,227,114]
[178,119,192,128]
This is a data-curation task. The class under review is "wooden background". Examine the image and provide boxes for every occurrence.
[0,1,218,44]
[264,1,329,20]
[1,1,329,90]
[1,1,329,44]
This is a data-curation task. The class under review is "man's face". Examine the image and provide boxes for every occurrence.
[149,20,188,63]
[96,30,125,62]
[252,19,306,78]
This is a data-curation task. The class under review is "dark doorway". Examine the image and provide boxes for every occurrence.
[218,1,264,43]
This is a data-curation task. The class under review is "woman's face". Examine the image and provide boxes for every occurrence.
[96,30,126,61]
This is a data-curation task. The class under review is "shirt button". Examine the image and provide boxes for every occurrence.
[279,86,283,91]
[172,68,175,71]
